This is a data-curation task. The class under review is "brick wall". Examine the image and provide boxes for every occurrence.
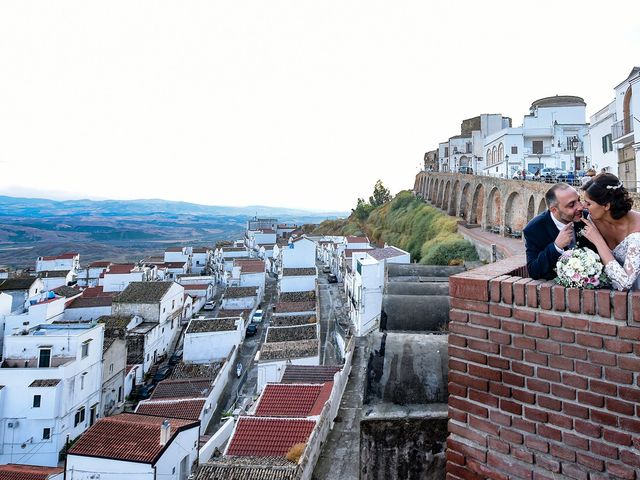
[447,255,640,480]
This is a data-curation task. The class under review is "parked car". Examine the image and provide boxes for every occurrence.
[328,274,338,283]
[152,365,173,383]
[252,309,264,323]
[458,166,473,175]
[203,301,216,311]
[512,170,534,181]
[246,324,258,336]
[168,349,183,366]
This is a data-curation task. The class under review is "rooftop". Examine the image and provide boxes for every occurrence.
[226,417,315,457]
[0,464,64,480]
[29,379,62,387]
[271,315,316,327]
[115,281,173,303]
[106,264,135,274]
[68,413,197,464]
[256,383,332,417]
[195,457,298,480]
[40,253,77,260]
[67,296,113,309]
[217,309,251,319]
[183,283,211,290]
[282,267,316,277]
[51,285,82,298]
[281,365,341,384]
[164,262,188,269]
[279,291,315,303]
[266,324,317,343]
[186,318,239,334]
[151,378,213,400]
[235,259,266,273]
[170,362,223,380]
[367,246,407,261]
[0,278,37,291]
[136,398,206,421]
[274,301,315,314]
[98,315,134,332]
[260,339,319,361]
[224,286,258,299]
[88,261,112,268]
[346,236,369,244]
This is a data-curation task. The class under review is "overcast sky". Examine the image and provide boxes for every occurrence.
[1,1,639,211]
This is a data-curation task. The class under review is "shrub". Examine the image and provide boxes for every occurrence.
[421,238,479,265]
[286,443,306,462]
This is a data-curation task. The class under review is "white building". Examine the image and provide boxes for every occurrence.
[191,247,212,275]
[101,337,126,417]
[0,322,104,467]
[611,66,640,188]
[221,286,258,310]
[589,101,617,174]
[64,295,114,321]
[0,278,46,313]
[273,236,316,272]
[232,259,266,301]
[183,317,243,363]
[164,246,192,265]
[280,267,317,293]
[36,270,74,291]
[0,464,63,479]
[76,261,111,288]
[66,413,199,480]
[35,253,79,273]
[102,264,156,293]
[3,295,66,336]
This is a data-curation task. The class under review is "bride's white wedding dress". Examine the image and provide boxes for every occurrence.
[606,232,640,291]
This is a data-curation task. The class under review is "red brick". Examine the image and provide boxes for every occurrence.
[620,417,640,433]
[466,459,509,480]
[551,383,576,400]
[538,395,562,411]
[526,378,550,393]
[524,406,547,423]
[501,277,521,305]
[574,419,602,438]
[613,291,628,321]
[449,346,488,365]
[538,312,562,326]
[576,332,603,348]
[488,331,511,345]
[549,328,575,343]
[534,454,560,473]
[563,345,587,360]
[448,383,467,398]
[575,361,602,378]
[449,359,467,372]
[489,410,511,427]
[501,345,522,360]
[486,436,510,455]
[449,398,489,419]
[487,453,534,479]
[563,432,589,450]
[513,309,536,322]
[511,388,535,404]
[590,409,618,427]
[539,281,553,310]
[488,356,509,370]
[596,289,611,318]
[619,326,640,340]
[502,372,525,387]
[550,443,576,461]
[449,309,469,323]
[567,288,581,313]
[450,275,490,302]
[449,372,489,392]
[468,415,499,436]
[500,399,522,415]
[451,297,490,313]
[562,316,589,331]
[498,428,523,445]
[605,462,636,480]
[582,289,596,314]
[577,391,604,407]
[446,448,465,466]
[590,321,617,336]
[489,304,513,318]
[524,350,548,365]
[589,379,616,395]
[538,424,562,442]
[619,449,640,467]
[605,367,633,385]
[512,447,533,464]
[536,340,561,355]
[447,462,483,480]
[469,313,500,329]
[513,336,535,350]
[551,285,566,311]
[450,334,467,347]
[619,386,640,403]
[524,324,548,338]
[561,462,590,480]
[562,373,588,389]
[547,412,573,429]
[589,350,617,366]
[489,382,511,398]
[631,290,640,323]
[603,429,632,447]
[467,338,500,354]
[469,389,499,408]
[549,355,574,371]
[489,275,510,303]
[563,402,590,419]
[447,437,487,463]
[538,366,562,382]
[511,361,534,376]
[449,406,467,423]
[513,278,529,306]
[607,397,635,416]
[468,364,501,382]
[449,420,487,446]
[449,322,488,339]
[526,280,542,308]
[512,417,536,434]
[500,320,522,334]
[604,338,634,354]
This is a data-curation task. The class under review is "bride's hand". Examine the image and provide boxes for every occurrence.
[580,218,607,248]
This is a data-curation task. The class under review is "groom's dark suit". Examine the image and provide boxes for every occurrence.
[524,210,597,280]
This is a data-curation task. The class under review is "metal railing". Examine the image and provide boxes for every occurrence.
[612,114,635,141]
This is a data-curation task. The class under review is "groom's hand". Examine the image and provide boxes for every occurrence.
[555,222,574,249]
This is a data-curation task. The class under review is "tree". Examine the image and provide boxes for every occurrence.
[369,180,392,207]
[352,197,373,220]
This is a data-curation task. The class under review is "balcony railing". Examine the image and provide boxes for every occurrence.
[612,114,634,141]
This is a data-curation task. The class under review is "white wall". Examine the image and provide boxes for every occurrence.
[183,321,242,363]
[282,239,316,268]
[64,305,112,321]
[66,455,155,479]
[199,417,234,463]
[280,275,316,293]
[589,101,618,173]
[221,296,255,310]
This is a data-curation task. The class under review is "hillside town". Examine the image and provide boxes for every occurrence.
[0,217,411,479]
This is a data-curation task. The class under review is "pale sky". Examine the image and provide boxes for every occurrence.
[1,1,639,211]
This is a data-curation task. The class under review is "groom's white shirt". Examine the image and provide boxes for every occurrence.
[551,212,567,254]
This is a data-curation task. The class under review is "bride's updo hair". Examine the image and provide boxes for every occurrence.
[582,173,633,219]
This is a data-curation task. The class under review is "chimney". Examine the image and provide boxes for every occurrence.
[160,420,171,446]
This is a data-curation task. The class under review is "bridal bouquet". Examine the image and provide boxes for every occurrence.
[555,247,610,289]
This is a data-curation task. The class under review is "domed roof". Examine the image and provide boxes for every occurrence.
[530,95,586,112]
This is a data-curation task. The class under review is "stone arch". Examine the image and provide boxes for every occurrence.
[526,195,535,223]
[449,180,461,216]
[470,184,485,225]
[459,182,471,221]
[538,197,547,215]
[432,179,440,203]
[487,187,503,231]
[505,191,525,233]
[442,180,451,210]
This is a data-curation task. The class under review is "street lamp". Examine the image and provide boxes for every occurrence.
[504,154,509,178]
[571,137,579,175]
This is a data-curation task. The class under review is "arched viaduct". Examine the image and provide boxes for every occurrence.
[413,172,552,235]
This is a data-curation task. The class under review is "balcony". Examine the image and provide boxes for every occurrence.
[612,114,635,144]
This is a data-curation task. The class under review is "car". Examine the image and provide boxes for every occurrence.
[203,301,216,311]
[246,324,258,336]
[251,309,264,323]
[327,274,338,283]
[458,166,473,175]
[168,349,183,366]
[512,170,534,181]
[539,168,566,182]
[152,365,173,383]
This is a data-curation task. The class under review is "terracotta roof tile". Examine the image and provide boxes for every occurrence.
[29,379,61,387]
[224,286,258,299]
[367,246,407,260]
[217,309,251,319]
[115,282,173,303]
[0,278,38,291]
[274,301,315,314]
[195,457,297,480]
[266,324,317,343]
[182,284,211,289]
[226,417,315,457]
[256,383,332,417]
[235,259,266,273]
[151,378,213,400]
[281,365,341,384]
[67,296,113,308]
[40,253,78,260]
[260,339,319,361]
[279,291,315,303]
[282,268,316,277]
[106,264,135,274]
[68,413,197,464]
[0,464,64,480]
[136,399,206,421]
[346,236,369,244]
[186,318,239,333]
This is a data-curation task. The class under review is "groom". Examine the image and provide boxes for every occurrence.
[524,183,596,280]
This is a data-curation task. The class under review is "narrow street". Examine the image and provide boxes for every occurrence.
[317,270,346,366]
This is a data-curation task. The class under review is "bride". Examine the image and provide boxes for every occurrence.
[581,173,640,291]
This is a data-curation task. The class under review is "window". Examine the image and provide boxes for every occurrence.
[498,143,504,162]
[532,141,543,154]
[511,146,518,154]
[172,300,175,309]
[444,147,449,157]
[81,341,90,359]
[602,134,613,153]
[33,395,41,408]
[80,373,86,390]
[109,363,114,374]
[74,407,85,427]
[38,348,51,368]
[43,428,51,440]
